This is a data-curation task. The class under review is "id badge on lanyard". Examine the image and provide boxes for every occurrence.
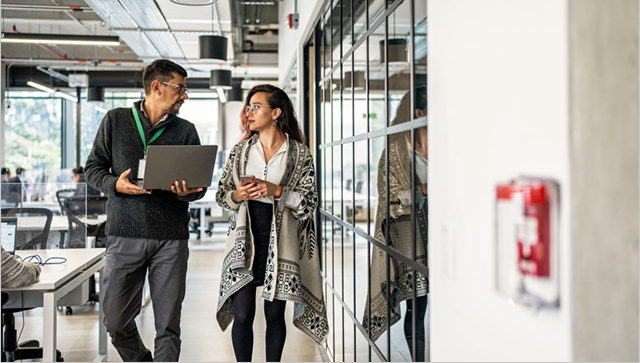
[138,155,147,180]
[132,106,164,181]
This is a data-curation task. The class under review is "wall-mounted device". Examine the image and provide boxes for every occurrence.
[495,177,560,309]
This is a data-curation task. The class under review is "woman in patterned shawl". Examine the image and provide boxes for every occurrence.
[363,86,429,361]
[215,84,328,361]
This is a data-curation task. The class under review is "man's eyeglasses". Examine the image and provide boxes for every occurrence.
[162,82,189,95]
[245,103,272,115]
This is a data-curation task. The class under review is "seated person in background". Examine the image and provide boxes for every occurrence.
[4,167,25,204]
[1,167,11,183]
[1,246,41,288]
[72,166,101,196]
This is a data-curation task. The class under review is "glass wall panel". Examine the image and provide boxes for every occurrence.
[369,21,386,131]
[313,2,428,361]
[331,2,341,71]
[343,56,354,139]
[332,72,342,142]
[353,43,368,136]
[4,93,62,182]
[341,0,354,58]
[369,136,384,239]
[388,0,412,124]
[369,0,387,27]
[414,0,428,92]
[355,234,370,325]
[324,8,333,77]
[353,0,368,42]
[354,139,369,233]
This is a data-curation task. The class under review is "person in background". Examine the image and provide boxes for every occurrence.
[215,84,328,361]
[85,59,206,362]
[1,167,11,183]
[5,167,25,204]
[1,246,41,288]
[71,166,101,196]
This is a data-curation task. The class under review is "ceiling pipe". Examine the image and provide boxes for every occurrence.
[1,4,94,12]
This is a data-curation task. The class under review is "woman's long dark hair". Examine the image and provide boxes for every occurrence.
[239,84,306,145]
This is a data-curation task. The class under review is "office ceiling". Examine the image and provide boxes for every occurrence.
[1,0,281,86]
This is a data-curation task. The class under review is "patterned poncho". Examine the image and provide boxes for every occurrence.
[363,135,429,342]
[215,134,328,345]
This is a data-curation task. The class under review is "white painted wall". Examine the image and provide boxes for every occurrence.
[428,1,573,360]
[224,101,244,148]
[278,0,324,85]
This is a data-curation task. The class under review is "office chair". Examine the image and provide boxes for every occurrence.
[2,293,64,362]
[1,208,53,250]
[56,189,86,249]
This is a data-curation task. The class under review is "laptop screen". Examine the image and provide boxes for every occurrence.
[1,219,17,254]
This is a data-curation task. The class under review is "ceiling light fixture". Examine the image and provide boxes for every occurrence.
[27,81,55,94]
[199,0,228,60]
[55,92,79,103]
[210,69,232,89]
[2,33,120,46]
[95,106,109,114]
[216,87,227,103]
[227,85,243,102]
[170,0,215,5]
[380,12,408,64]
[87,87,105,102]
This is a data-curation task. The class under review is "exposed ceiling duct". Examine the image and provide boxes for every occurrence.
[83,0,187,60]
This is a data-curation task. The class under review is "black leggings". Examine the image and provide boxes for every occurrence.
[404,295,428,362]
[231,284,287,362]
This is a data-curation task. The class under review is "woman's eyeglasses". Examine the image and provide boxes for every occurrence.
[245,103,273,115]
[162,82,189,95]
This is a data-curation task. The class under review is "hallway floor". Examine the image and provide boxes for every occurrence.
[12,242,324,362]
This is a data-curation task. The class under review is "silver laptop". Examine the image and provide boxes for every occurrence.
[1,217,17,254]
[136,145,218,190]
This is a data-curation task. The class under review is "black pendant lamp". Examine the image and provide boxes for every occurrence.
[228,85,243,101]
[210,70,232,89]
[86,87,105,102]
[199,35,228,61]
[379,38,408,64]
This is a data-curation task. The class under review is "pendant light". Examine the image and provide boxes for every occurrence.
[199,1,228,60]
[210,70,232,89]
[379,12,408,64]
[86,87,105,102]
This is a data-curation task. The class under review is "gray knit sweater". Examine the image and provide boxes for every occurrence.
[1,246,41,288]
[85,100,207,240]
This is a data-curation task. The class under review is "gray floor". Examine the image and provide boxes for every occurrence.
[12,238,324,362]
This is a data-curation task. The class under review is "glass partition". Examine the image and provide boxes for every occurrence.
[0,183,105,251]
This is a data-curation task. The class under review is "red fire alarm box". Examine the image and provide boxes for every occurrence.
[496,177,560,308]
[288,13,299,29]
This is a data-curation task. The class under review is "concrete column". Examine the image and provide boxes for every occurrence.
[570,0,639,360]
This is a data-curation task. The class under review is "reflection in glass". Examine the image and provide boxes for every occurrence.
[363,87,428,361]
[369,22,386,131]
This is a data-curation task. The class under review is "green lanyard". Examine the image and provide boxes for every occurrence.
[132,106,165,154]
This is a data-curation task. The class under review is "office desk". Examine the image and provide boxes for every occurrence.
[16,215,107,232]
[3,248,108,362]
[190,192,228,241]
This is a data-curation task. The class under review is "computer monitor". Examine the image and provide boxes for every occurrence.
[1,217,17,254]
[86,196,107,217]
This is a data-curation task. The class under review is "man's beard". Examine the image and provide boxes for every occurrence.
[167,101,182,115]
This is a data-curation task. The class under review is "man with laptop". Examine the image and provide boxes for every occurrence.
[85,59,209,362]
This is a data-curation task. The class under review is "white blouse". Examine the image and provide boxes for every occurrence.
[245,134,302,208]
